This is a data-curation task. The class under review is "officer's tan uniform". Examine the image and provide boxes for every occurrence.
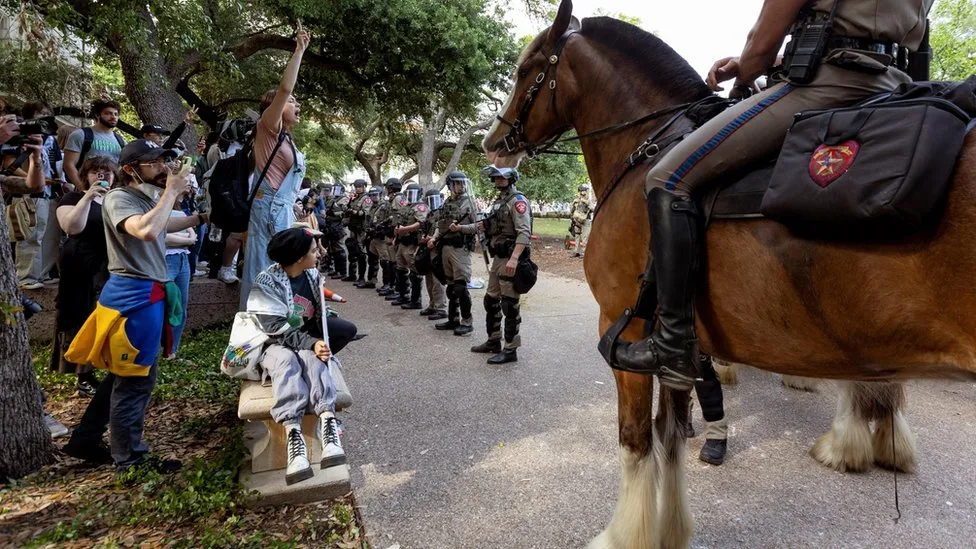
[646,0,933,198]
[395,201,428,273]
[421,205,447,314]
[462,185,532,350]
[369,196,391,262]
[568,196,592,254]
[434,192,477,325]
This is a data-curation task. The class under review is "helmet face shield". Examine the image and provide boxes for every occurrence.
[426,194,443,210]
[331,184,345,197]
[481,165,518,185]
[448,176,470,197]
[405,188,421,204]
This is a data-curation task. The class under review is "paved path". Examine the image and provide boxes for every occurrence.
[334,265,976,549]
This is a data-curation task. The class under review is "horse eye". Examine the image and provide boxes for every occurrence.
[517,67,529,79]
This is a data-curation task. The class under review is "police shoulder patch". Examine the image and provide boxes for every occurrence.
[399,198,408,206]
[417,203,428,212]
[515,201,527,214]
[363,197,373,207]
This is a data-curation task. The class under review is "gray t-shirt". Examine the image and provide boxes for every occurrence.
[64,127,125,164]
[102,187,169,282]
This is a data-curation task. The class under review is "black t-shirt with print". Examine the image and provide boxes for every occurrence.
[290,274,324,342]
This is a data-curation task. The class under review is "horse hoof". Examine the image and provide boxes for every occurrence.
[781,375,819,392]
[810,424,874,473]
[712,359,738,386]
[872,412,918,474]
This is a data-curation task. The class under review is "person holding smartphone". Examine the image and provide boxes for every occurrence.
[50,156,119,397]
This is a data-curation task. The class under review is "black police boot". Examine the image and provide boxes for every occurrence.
[456,281,473,326]
[487,349,518,364]
[401,274,423,309]
[453,323,473,336]
[356,256,367,285]
[436,319,460,330]
[699,439,727,465]
[471,339,502,353]
[612,187,702,391]
[427,311,448,320]
[342,260,358,282]
[390,269,409,304]
[377,261,393,294]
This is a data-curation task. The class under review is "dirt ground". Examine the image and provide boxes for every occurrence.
[528,235,587,282]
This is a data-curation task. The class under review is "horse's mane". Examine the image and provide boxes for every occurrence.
[579,17,712,102]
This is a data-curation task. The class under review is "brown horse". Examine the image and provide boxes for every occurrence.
[483,2,976,547]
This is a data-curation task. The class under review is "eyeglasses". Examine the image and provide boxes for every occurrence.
[139,158,177,169]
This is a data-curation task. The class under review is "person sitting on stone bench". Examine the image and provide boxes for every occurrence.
[246,226,358,485]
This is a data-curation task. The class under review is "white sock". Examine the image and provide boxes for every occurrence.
[283,419,302,432]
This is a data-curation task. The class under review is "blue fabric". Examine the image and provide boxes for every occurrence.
[240,147,306,310]
[92,274,167,370]
[666,84,794,190]
[189,222,207,274]
[165,254,190,356]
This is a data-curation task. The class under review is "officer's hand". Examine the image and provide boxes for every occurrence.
[427,239,435,249]
[706,56,739,91]
[314,340,331,361]
[476,221,484,232]
[505,257,518,277]
[448,222,459,233]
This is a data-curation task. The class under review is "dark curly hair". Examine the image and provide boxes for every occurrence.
[89,98,122,119]
[78,155,120,191]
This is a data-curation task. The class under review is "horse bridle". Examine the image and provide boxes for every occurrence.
[495,29,578,157]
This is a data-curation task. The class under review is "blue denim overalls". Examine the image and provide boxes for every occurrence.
[240,139,305,309]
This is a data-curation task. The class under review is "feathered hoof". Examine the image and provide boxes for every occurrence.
[712,359,738,386]
[872,412,918,474]
[810,421,874,473]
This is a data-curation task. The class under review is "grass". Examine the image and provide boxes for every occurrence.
[532,216,572,238]
[6,325,366,548]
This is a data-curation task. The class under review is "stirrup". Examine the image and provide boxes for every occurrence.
[597,308,634,368]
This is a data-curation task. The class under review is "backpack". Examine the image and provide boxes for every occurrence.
[77,127,126,169]
[206,131,291,233]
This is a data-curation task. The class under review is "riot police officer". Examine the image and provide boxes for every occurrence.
[323,182,349,279]
[568,183,592,258]
[392,182,428,309]
[419,188,448,320]
[343,179,371,284]
[453,166,532,364]
[383,179,408,301]
[375,178,402,298]
[358,185,383,289]
[434,171,477,336]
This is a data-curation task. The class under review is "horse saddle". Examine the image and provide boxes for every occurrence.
[697,77,976,233]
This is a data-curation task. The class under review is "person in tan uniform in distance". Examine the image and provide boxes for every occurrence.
[609,0,934,390]
[433,172,477,335]
[357,185,383,289]
[453,166,532,364]
[418,188,448,320]
[392,182,428,309]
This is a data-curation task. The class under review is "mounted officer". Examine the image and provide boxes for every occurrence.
[611,0,935,390]
[358,184,383,289]
[435,171,477,336]
[454,166,532,364]
[567,183,592,258]
[342,179,371,284]
[322,182,349,280]
[392,182,428,309]
[376,178,403,299]
[419,188,448,320]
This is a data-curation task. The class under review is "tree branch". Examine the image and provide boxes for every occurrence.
[438,117,492,186]
[224,34,372,85]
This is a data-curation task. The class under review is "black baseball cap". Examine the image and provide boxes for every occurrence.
[119,139,178,166]
[268,227,319,266]
[140,123,170,136]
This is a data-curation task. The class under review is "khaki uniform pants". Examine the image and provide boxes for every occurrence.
[486,256,519,299]
[441,244,472,282]
[396,242,418,272]
[647,64,911,197]
[424,272,447,311]
[370,237,388,262]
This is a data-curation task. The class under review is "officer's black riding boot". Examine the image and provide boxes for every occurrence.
[453,280,474,336]
[436,285,459,330]
[613,187,702,391]
[401,274,423,309]
[390,269,409,304]
[471,295,502,353]
[488,296,520,364]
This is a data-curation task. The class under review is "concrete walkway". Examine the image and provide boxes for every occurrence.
[334,265,976,549]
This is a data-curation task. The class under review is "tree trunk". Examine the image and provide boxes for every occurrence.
[416,107,447,190]
[111,6,197,147]
[0,186,54,481]
[354,118,389,186]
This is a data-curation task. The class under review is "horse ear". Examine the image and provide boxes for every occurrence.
[547,0,574,43]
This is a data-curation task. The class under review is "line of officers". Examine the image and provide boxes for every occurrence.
[313,166,533,365]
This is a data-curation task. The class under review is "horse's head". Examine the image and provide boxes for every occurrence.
[483,0,580,168]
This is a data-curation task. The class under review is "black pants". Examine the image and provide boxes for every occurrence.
[327,316,358,355]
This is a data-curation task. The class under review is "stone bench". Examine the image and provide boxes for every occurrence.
[238,360,353,506]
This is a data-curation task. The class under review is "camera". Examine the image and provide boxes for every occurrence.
[6,116,58,147]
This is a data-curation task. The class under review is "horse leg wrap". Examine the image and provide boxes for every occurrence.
[484,295,502,340]
[455,280,472,321]
[501,296,521,349]
[695,354,725,423]
[445,284,458,321]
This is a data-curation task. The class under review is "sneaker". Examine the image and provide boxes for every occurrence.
[63,438,113,464]
[44,412,69,438]
[217,266,239,284]
[19,280,44,291]
[192,268,208,278]
[285,426,313,484]
[76,379,98,398]
[197,261,209,270]
[41,277,60,286]
[318,414,347,469]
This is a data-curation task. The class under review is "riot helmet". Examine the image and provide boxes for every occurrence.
[446,171,470,198]
[404,182,422,205]
[385,177,402,193]
[424,188,444,211]
[367,185,382,198]
[330,183,346,197]
[353,179,367,193]
[578,183,589,194]
[481,165,520,187]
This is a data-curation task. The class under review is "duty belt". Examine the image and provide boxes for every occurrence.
[826,37,909,69]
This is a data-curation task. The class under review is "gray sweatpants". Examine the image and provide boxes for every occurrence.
[261,345,336,424]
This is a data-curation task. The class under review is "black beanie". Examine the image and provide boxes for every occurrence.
[267,227,315,266]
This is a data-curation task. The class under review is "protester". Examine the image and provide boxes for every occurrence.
[239,23,310,308]
[62,98,126,188]
[165,189,197,357]
[247,226,354,484]
[50,156,117,396]
[61,139,203,473]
